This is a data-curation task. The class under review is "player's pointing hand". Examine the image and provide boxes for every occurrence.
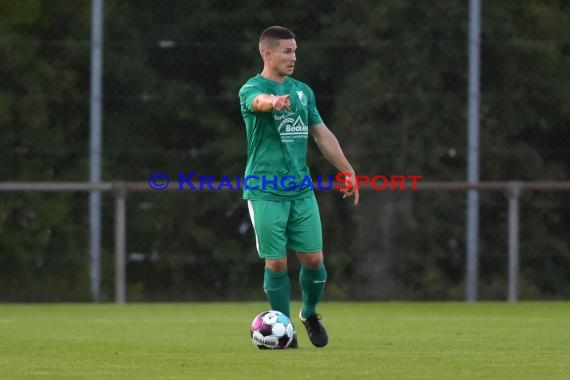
[272,94,290,111]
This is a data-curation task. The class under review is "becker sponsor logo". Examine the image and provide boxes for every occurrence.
[285,124,308,133]
[277,115,308,138]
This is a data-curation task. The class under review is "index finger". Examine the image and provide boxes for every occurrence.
[284,95,291,110]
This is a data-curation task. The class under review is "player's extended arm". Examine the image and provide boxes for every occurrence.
[252,94,290,112]
[310,123,359,206]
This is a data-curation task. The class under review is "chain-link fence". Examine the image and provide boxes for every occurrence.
[1,0,569,301]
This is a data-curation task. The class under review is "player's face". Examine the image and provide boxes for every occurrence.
[270,39,297,77]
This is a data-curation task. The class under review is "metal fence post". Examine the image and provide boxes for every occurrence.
[466,0,482,303]
[89,0,105,303]
[507,182,522,302]
[114,182,127,304]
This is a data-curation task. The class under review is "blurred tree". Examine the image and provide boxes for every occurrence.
[0,0,91,300]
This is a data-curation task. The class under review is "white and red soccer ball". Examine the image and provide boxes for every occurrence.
[250,310,295,349]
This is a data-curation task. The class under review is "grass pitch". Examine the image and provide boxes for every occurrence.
[0,302,569,379]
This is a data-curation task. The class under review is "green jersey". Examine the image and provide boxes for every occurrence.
[239,74,323,200]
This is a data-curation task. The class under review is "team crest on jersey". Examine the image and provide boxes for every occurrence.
[296,91,307,106]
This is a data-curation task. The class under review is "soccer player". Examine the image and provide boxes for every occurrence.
[239,26,359,348]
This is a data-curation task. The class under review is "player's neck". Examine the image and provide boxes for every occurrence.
[260,68,287,83]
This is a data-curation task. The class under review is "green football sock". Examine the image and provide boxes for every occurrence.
[299,263,327,318]
[263,267,291,318]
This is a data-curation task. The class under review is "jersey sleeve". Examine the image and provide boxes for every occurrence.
[306,85,323,127]
[239,83,263,113]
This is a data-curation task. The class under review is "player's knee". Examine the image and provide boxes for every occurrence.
[266,258,287,272]
[299,253,323,268]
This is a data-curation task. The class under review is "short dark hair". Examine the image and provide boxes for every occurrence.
[259,26,295,43]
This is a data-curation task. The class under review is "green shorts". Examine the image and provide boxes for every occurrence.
[247,194,323,259]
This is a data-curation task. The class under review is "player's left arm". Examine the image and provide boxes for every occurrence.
[310,123,359,206]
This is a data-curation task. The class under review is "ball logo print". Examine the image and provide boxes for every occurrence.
[250,310,295,349]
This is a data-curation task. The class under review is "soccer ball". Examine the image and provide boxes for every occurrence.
[250,310,295,349]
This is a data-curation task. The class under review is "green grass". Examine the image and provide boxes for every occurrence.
[0,302,569,379]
